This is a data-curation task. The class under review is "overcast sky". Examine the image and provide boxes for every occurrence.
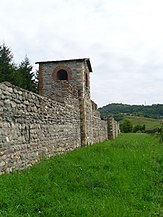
[1,0,163,107]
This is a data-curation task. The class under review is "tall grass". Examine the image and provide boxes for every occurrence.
[0,133,162,217]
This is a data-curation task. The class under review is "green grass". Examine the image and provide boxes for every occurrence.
[124,115,162,130]
[0,134,162,217]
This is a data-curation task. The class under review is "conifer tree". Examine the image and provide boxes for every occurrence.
[0,43,16,83]
[0,43,38,93]
[16,56,38,93]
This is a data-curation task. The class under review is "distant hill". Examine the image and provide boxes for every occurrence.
[123,115,162,130]
[99,103,163,119]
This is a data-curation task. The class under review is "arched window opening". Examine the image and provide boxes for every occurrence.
[57,69,68,80]
[85,73,88,88]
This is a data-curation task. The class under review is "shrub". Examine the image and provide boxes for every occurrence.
[133,124,146,133]
[120,119,133,133]
[159,123,163,142]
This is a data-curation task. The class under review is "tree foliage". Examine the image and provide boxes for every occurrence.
[99,103,163,119]
[133,124,146,133]
[16,56,37,92]
[0,43,16,83]
[120,119,133,133]
[0,43,38,93]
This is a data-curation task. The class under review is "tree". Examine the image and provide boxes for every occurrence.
[120,119,133,133]
[16,56,38,93]
[99,103,163,119]
[0,43,16,83]
[0,43,38,93]
[133,124,145,133]
[113,114,124,122]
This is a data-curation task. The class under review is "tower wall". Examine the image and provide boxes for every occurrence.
[37,59,93,146]
[0,58,119,175]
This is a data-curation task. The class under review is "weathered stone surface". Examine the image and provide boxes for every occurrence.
[0,82,81,174]
[0,59,119,175]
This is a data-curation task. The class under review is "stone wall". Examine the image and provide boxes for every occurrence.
[0,58,120,175]
[0,82,81,174]
[107,117,120,140]
[92,111,108,144]
[91,101,107,144]
[0,82,115,175]
[37,59,92,146]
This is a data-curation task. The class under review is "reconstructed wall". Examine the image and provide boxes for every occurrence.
[37,59,93,146]
[0,82,111,174]
[0,82,81,174]
[108,117,120,140]
[91,101,108,144]
[0,59,120,175]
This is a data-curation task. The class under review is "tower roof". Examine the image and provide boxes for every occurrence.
[35,58,92,72]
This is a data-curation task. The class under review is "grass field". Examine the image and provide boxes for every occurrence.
[123,115,162,130]
[0,134,162,217]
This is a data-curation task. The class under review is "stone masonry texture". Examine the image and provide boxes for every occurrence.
[0,58,119,175]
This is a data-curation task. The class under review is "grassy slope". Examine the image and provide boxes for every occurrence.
[123,115,162,130]
[0,134,162,217]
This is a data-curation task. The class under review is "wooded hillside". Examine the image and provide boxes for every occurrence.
[99,103,163,119]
